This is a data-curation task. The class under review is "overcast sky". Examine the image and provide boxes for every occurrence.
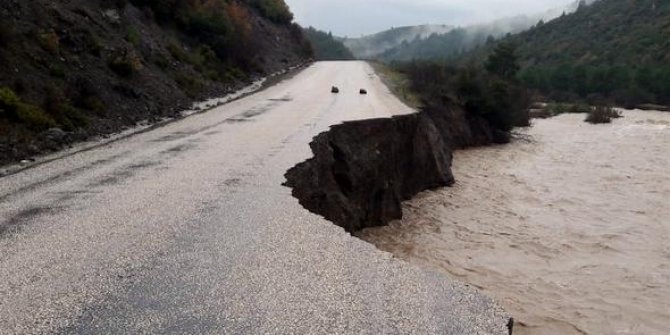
[285,0,573,37]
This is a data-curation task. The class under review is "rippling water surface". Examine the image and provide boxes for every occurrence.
[359,110,670,335]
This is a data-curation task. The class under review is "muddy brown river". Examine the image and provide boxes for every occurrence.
[359,110,670,335]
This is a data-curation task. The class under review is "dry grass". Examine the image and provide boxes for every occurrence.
[369,62,422,109]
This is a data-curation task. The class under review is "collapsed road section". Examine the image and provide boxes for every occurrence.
[284,101,506,232]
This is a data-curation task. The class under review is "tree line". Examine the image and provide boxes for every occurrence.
[302,27,354,61]
[519,64,670,107]
[394,43,530,144]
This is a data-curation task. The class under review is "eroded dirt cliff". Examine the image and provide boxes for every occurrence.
[285,103,503,232]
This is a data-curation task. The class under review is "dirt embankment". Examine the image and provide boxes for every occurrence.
[285,103,504,232]
[0,0,312,165]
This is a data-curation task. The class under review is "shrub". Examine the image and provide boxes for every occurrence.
[168,42,219,72]
[398,62,530,133]
[454,67,530,131]
[78,96,106,116]
[173,71,203,97]
[547,103,592,116]
[0,87,57,130]
[546,103,569,115]
[167,42,190,63]
[569,103,592,113]
[126,26,141,46]
[0,87,20,113]
[129,0,179,22]
[38,30,60,54]
[43,89,89,131]
[109,48,143,77]
[18,104,58,130]
[585,105,621,124]
[82,29,103,57]
[249,0,293,24]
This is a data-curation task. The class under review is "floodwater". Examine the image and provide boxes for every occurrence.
[359,110,670,335]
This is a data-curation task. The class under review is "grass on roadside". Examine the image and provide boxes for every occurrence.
[369,61,422,109]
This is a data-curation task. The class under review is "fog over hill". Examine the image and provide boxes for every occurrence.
[344,0,599,60]
[342,24,454,59]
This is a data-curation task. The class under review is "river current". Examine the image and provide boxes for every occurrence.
[359,110,670,334]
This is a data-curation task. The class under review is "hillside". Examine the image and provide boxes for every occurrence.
[0,0,312,165]
[507,0,670,105]
[342,25,453,59]
[376,0,595,62]
[303,27,353,60]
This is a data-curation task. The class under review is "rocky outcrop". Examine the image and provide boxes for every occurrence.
[285,112,453,232]
[284,103,504,232]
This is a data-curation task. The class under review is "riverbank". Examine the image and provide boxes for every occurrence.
[359,110,670,334]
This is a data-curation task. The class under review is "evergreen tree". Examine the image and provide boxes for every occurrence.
[485,43,520,80]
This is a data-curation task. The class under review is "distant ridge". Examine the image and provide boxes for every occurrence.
[344,0,599,61]
[342,25,453,59]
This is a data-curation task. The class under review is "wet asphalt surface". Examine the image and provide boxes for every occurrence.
[0,62,509,334]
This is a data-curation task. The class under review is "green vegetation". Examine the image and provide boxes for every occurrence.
[546,102,592,116]
[303,27,353,60]
[519,64,670,107]
[0,87,57,130]
[502,0,670,107]
[370,62,421,109]
[43,89,90,131]
[128,0,296,74]
[126,26,141,46]
[249,0,293,24]
[129,0,293,26]
[109,49,143,77]
[376,15,545,62]
[485,43,520,80]
[585,105,621,124]
[0,0,309,163]
[378,0,668,108]
[395,44,530,137]
[380,28,491,62]
[172,71,203,97]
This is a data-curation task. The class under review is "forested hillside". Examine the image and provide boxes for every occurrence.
[508,0,670,105]
[303,27,353,60]
[343,25,453,59]
[375,0,598,62]
[0,0,312,164]
[379,17,541,62]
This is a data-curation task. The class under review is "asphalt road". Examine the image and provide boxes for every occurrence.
[0,61,509,334]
